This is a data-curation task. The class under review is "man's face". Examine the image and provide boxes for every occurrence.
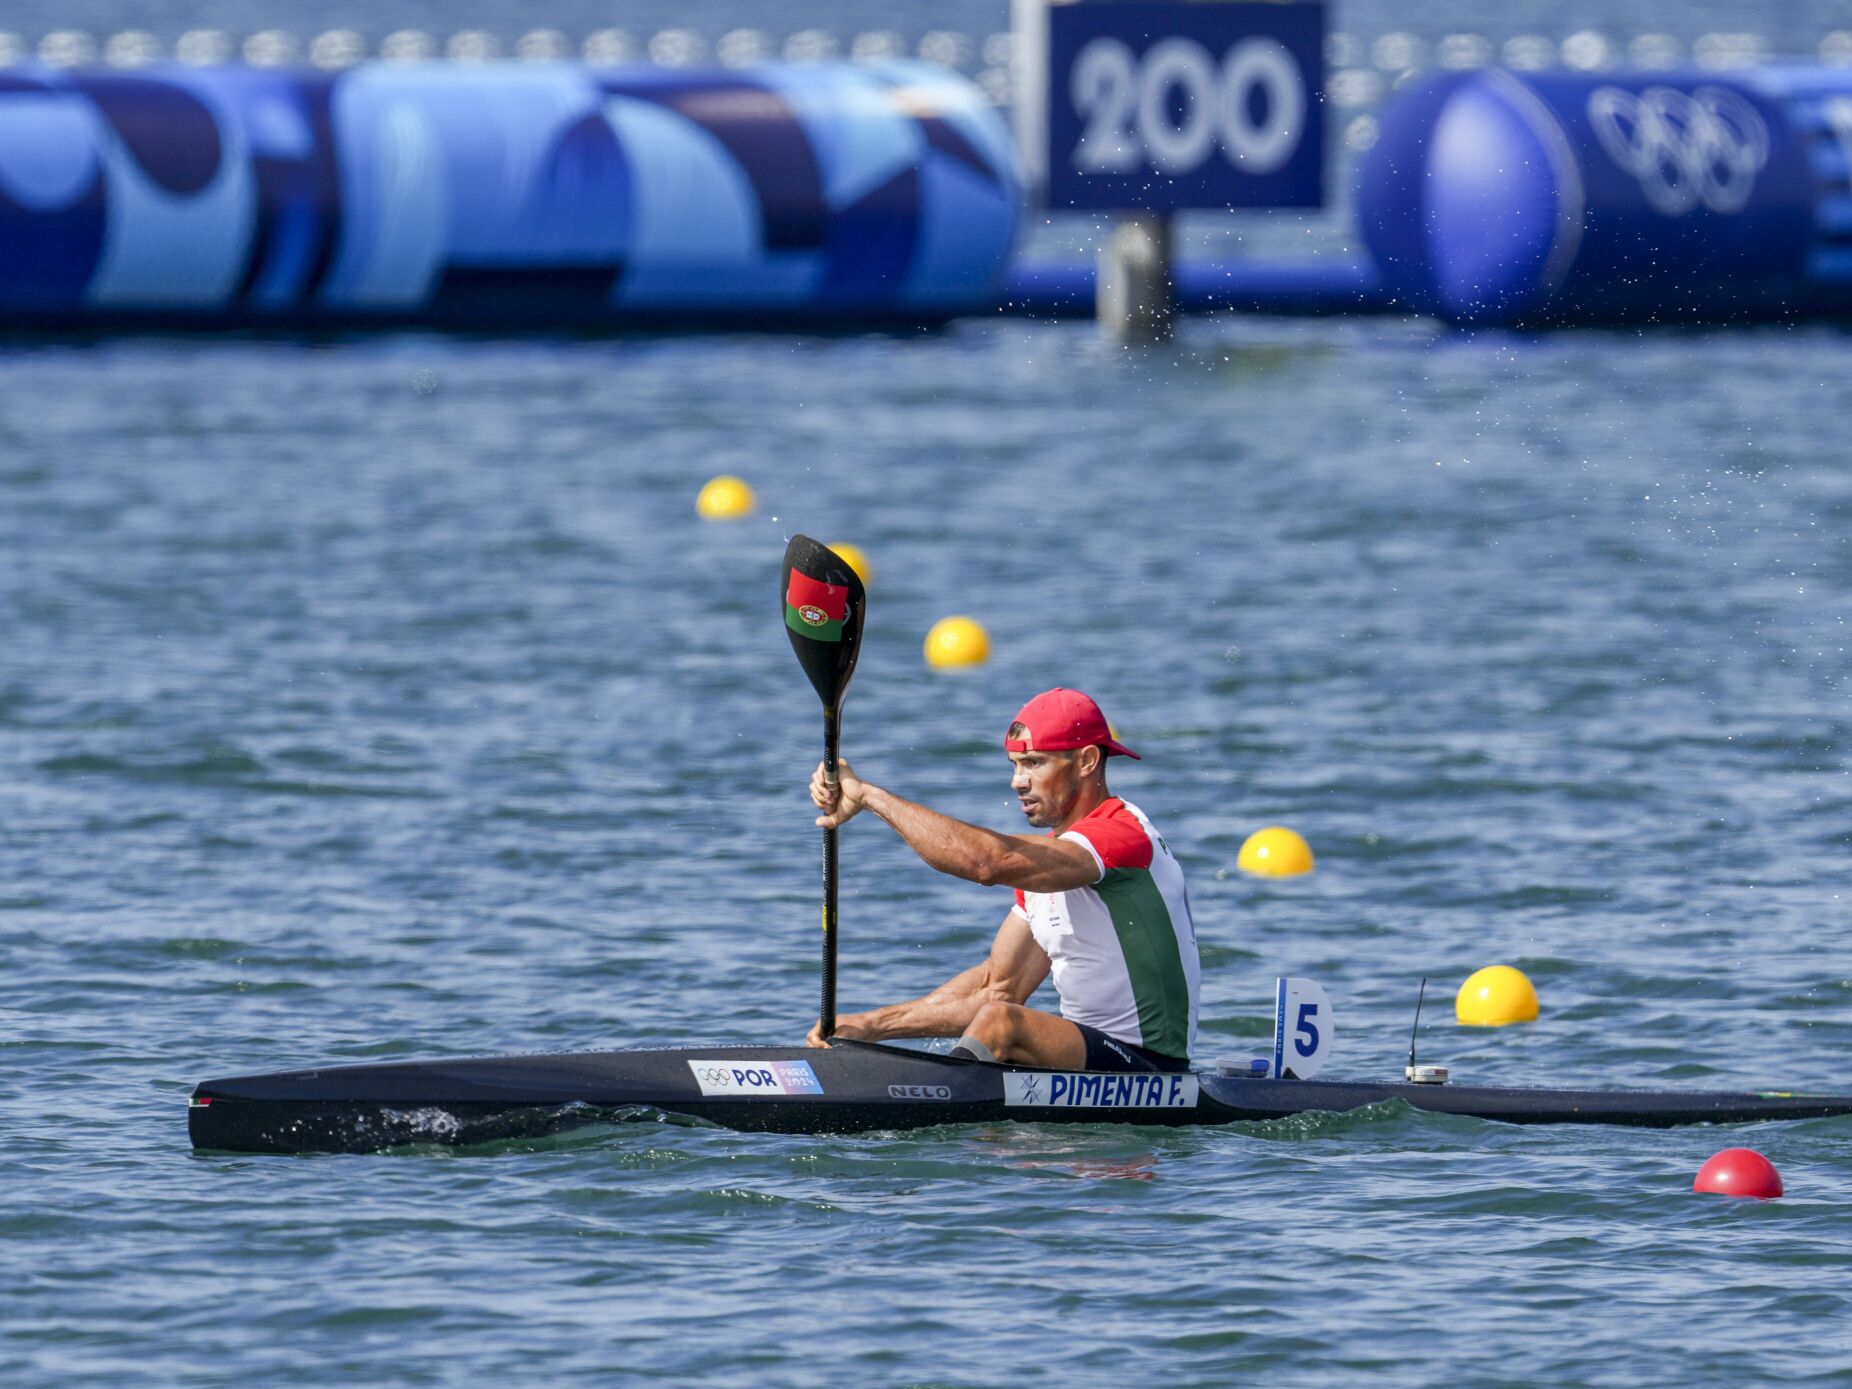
[1009,748,1085,828]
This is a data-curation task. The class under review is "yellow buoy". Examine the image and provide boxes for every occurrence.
[1455,965,1540,1026]
[695,475,755,520]
[1237,826,1314,877]
[828,542,872,586]
[924,615,989,668]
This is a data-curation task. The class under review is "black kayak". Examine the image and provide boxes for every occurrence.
[188,1040,1852,1154]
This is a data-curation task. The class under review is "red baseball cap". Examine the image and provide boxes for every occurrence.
[1004,688,1140,760]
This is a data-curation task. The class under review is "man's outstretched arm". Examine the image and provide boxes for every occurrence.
[807,911,1049,1047]
[809,759,1100,893]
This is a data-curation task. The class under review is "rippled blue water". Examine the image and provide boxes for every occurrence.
[4,318,1850,1385]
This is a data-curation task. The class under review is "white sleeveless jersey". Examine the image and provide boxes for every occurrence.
[1011,798,1200,1059]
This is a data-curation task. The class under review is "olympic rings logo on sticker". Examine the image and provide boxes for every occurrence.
[1587,85,1770,217]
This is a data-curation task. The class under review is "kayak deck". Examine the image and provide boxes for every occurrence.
[187,1041,1852,1154]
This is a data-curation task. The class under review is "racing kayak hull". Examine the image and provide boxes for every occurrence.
[187,1041,1852,1154]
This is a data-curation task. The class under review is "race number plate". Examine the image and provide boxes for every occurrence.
[1271,977,1333,1079]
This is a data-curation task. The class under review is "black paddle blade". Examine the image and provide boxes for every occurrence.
[782,535,866,709]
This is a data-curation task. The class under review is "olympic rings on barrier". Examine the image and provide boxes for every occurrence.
[1587,85,1770,217]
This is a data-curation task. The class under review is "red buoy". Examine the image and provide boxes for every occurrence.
[1693,1148,1783,1199]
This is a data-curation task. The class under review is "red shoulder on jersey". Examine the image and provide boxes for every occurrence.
[1066,798,1153,871]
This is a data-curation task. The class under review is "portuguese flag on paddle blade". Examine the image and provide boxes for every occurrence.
[786,569,848,642]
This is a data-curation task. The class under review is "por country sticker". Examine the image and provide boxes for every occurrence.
[1003,1072,1199,1108]
[687,1059,824,1097]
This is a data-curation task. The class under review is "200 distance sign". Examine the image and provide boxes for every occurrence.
[1022,0,1325,211]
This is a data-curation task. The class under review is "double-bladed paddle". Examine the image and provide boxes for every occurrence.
[782,535,867,1039]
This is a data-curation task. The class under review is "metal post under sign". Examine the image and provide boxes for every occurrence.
[1013,0,1326,340]
[1097,213,1174,341]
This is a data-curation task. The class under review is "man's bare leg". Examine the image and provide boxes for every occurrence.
[952,1001,1088,1069]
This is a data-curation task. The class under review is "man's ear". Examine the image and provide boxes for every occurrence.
[1078,745,1103,778]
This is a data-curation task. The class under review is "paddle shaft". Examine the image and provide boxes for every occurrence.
[820,705,841,1038]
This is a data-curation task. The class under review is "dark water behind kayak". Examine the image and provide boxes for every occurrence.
[3,317,1850,1386]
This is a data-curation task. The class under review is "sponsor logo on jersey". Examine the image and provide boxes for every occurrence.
[887,1084,954,1100]
[1003,1071,1198,1109]
[687,1059,824,1097]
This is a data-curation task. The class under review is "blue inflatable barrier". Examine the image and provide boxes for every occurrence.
[0,61,1019,329]
[1001,257,1390,318]
[1358,67,1852,326]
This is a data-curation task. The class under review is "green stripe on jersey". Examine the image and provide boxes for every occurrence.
[1096,867,1192,1059]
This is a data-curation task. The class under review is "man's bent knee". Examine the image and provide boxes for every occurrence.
[950,1001,1024,1063]
[968,1000,1020,1043]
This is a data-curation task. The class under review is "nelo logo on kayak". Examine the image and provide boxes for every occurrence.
[687,1059,824,1097]
[888,1084,953,1100]
[1003,1072,1199,1108]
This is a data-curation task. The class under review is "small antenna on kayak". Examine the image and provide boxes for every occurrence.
[1406,976,1426,1073]
[1405,977,1448,1085]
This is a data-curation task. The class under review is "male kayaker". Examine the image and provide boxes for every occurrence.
[806,688,1199,1072]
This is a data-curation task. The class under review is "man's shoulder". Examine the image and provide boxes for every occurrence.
[1081,797,1164,839]
[1063,797,1155,871]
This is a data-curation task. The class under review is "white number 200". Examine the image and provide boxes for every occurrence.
[1071,35,1306,176]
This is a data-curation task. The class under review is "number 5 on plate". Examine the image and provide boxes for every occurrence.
[1271,977,1333,1079]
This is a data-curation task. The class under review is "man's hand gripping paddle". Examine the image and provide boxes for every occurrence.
[782,536,867,1040]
